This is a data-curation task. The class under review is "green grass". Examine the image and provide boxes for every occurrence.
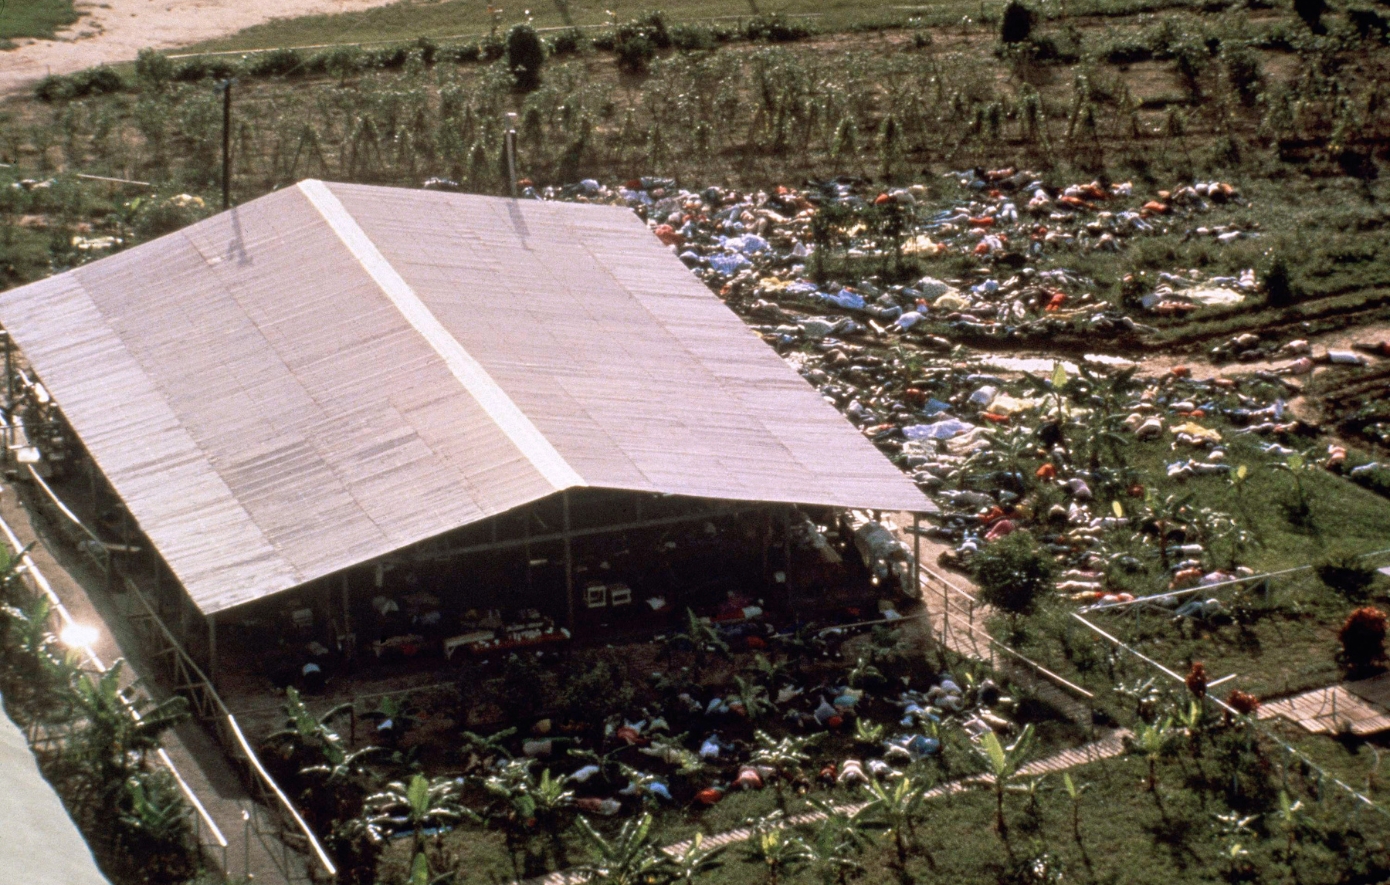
[178,0,903,55]
[0,0,79,41]
[995,408,1390,706]
[377,728,1390,885]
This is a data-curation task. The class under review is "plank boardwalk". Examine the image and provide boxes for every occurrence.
[515,729,1131,885]
[1258,683,1390,736]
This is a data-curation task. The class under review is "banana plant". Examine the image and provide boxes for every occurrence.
[806,797,870,885]
[846,653,884,690]
[364,773,475,854]
[750,730,823,807]
[668,832,727,885]
[853,718,885,747]
[661,609,730,677]
[117,769,192,858]
[483,759,574,861]
[743,652,793,689]
[572,811,670,885]
[264,686,353,770]
[65,661,190,806]
[743,811,815,885]
[1062,772,1090,843]
[1272,790,1304,865]
[460,726,516,771]
[969,724,1035,837]
[858,770,930,869]
[731,674,776,722]
[1130,718,1176,792]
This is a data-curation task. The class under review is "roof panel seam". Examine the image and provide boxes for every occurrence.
[297,179,585,493]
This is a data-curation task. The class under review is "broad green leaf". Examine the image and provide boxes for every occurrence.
[982,731,1006,774]
[407,774,429,814]
[1051,361,1068,391]
[1063,772,1076,799]
[1287,453,1304,471]
[408,852,430,885]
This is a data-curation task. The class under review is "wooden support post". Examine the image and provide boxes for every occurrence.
[207,613,218,688]
[524,508,533,594]
[761,509,771,582]
[782,507,792,594]
[3,331,11,407]
[563,491,575,634]
[912,513,921,597]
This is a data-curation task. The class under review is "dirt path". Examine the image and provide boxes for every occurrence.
[0,0,404,97]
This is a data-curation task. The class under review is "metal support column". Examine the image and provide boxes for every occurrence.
[563,491,575,634]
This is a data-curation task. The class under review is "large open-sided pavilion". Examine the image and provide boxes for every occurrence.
[0,181,932,687]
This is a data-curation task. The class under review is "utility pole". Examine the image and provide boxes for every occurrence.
[505,111,519,198]
[216,78,235,209]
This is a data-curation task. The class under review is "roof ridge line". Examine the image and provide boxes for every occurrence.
[296,180,584,492]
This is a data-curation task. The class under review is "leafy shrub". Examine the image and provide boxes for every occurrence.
[130,194,210,240]
[615,34,657,74]
[1317,549,1377,601]
[1294,0,1327,33]
[413,36,438,65]
[974,530,1055,619]
[480,34,506,61]
[1348,7,1390,41]
[366,43,412,69]
[1223,45,1263,106]
[442,42,483,64]
[506,23,546,92]
[498,653,547,722]
[247,47,303,77]
[670,23,719,50]
[135,49,173,91]
[171,57,237,82]
[1000,1,1037,44]
[1264,252,1299,307]
[1339,606,1388,675]
[558,657,635,723]
[744,13,814,43]
[548,27,589,56]
[35,66,125,101]
[306,45,368,78]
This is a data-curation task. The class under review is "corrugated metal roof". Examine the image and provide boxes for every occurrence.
[0,181,932,615]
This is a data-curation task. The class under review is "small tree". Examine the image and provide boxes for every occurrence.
[505,24,546,92]
[1294,0,1327,33]
[970,725,1035,837]
[974,531,1055,626]
[1339,606,1388,676]
[1264,253,1298,308]
[1000,1,1036,43]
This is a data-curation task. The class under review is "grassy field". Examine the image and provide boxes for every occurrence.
[0,0,78,42]
[369,724,1390,885]
[178,0,1198,54]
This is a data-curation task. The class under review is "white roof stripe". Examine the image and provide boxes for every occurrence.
[297,179,585,492]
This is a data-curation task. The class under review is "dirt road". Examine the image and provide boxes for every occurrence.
[0,0,403,96]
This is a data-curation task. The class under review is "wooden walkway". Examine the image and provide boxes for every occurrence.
[1259,674,1390,736]
[516,729,1131,885]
